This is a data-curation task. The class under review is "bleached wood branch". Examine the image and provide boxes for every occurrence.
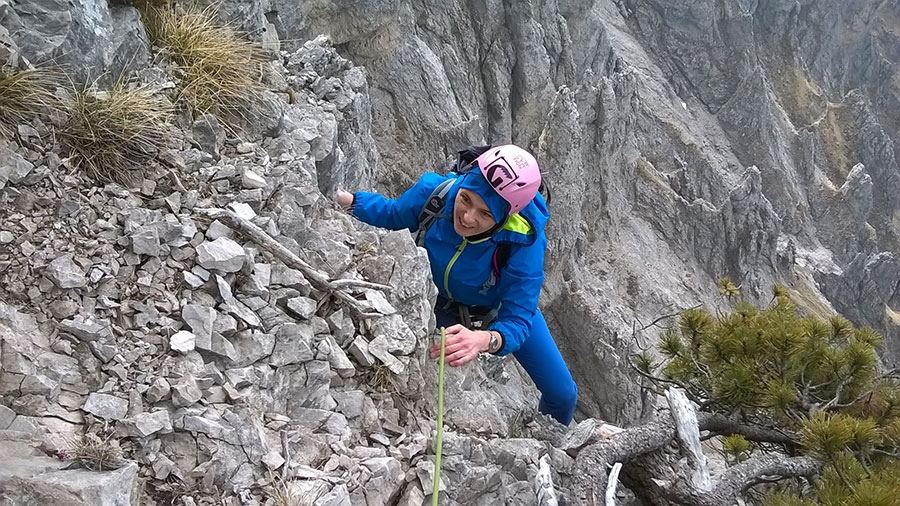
[605,462,623,506]
[535,454,558,506]
[197,208,391,318]
[573,418,675,503]
[572,388,824,506]
[280,430,291,481]
[668,455,821,506]
[665,388,711,491]
[329,278,396,291]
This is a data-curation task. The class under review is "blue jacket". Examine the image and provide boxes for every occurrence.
[352,172,549,356]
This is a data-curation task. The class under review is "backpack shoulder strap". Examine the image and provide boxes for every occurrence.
[415,179,454,247]
[491,243,512,279]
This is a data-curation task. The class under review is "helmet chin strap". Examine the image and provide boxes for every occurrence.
[464,217,507,241]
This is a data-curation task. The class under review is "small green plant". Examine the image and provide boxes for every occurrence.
[721,433,752,464]
[143,3,266,124]
[717,277,740,298]
[0,67,63,139]
[58,79,173,184]
[70,433,127,471]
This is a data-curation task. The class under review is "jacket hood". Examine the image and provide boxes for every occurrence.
[457,170,509,222]
[448,172,549,246]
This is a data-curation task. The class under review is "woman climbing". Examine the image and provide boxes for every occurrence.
[335,144,578,425]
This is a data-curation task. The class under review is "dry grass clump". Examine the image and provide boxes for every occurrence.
[69,433,128,471]
[58,80,173,184]
[143,4,266,123]
[265,470,322,506]
[362,364,399,393]
[0,67,64,139]
[774,63,825,128]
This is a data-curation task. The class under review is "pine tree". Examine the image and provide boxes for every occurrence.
[633,282,900,504]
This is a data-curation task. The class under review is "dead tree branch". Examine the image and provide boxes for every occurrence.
[197,208,391,318]
[668,455,822,506]
[573,389,822,506]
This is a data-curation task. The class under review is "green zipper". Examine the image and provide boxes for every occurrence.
[443,239,468,300]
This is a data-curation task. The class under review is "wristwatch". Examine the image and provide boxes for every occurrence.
[487,331,502,354]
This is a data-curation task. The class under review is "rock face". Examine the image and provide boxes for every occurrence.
[0,0,147,84]
[0,34,573,506]
[252,0,900,396]
[1,0,899,505]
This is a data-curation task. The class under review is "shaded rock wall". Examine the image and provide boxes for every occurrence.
[0,0,147,84]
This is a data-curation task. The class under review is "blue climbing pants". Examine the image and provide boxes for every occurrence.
[435,308,578,425]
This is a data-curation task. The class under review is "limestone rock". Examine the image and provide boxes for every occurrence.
[195,237,247,273]
[44,254,87,289]
[191,115,225,160]
[82,393,128,421]
[181,304,216,350]
[0,454,138,506]
[118,410,173,438]
[58,315,112,342]
[286,296,317,319]
[270,323,315,366]
[145,378,171,404]
[242,169,267,189]
[2,0,147,84]
[171,376,202,408]
[169,331,195,354]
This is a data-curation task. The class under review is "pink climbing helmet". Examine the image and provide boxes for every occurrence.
[474,144,542,215]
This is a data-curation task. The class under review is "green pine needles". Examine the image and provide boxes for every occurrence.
[634,282,900,504]
[650,294,880,422]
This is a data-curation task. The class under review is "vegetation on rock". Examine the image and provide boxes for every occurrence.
[632,281,900,504]
[0,67,63,140]
[141,3,267,126]
[58,80,173,184]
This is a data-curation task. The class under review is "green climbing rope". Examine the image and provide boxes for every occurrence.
[432,327,446,505]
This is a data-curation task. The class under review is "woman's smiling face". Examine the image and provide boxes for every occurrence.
[453,188,497,237]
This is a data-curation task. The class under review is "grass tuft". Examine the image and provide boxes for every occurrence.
[265,470,322,506]
[143,4,267,125]
[0,67,64,139]
[58,79,173,184]
[363,364,399,393]
[69,433,128,471]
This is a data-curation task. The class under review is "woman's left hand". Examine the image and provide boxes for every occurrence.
[335,190,354,210]
[428,324,491,366]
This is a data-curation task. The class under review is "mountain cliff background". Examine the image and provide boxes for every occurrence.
[261,0,900,421]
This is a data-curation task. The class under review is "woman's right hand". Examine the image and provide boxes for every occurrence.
[336,190,354,210]
[429,324,491,367]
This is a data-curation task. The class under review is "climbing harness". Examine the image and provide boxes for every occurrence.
[432,327,447,505]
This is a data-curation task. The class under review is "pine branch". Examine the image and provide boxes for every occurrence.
[627,353,708,405]
[697,413,797,447]
[820,375,856,411]
[631,305,681,351]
